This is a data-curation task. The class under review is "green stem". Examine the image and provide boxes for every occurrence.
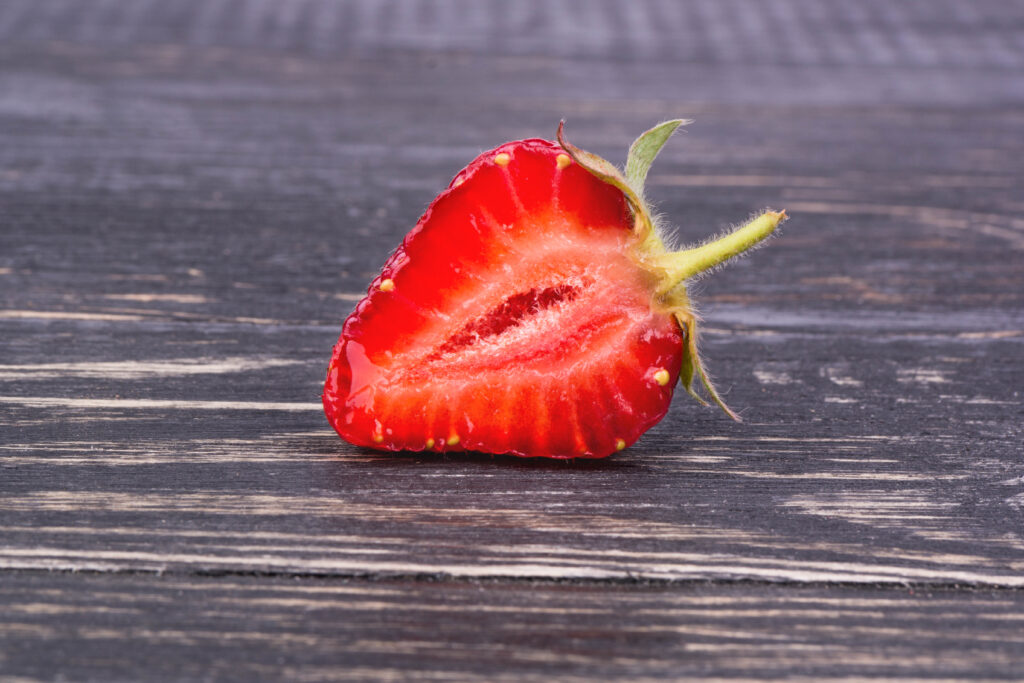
[654,210,785,292]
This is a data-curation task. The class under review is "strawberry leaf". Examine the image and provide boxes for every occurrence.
[625,119,690,194]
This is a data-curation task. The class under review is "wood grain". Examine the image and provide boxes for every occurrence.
[2,0,1024,678]
[3,573,1024,682]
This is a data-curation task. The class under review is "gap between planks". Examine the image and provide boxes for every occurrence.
[3,565,1024,594]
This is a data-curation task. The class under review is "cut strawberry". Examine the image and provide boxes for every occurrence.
[323,121,785,458]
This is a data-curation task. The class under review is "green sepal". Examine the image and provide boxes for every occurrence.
[676,315,709,408]
[625,119,690,194]
[676,311,741,422]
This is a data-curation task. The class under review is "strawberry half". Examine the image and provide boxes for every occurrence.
[323,121,785,458]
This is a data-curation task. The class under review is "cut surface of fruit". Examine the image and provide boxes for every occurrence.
[324,139,682,458]
[323,123,785,458]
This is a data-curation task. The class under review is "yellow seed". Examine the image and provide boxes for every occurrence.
[446,434,460,446]
[494,153,511,167]
[653,368,671,386]
[373,433,384,444]
[556,153,571,169]
[425,438,435,449]
[615,439,626,451]
[453,176,464,187]
[379,278,394,292]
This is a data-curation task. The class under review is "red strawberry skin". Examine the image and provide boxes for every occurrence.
[323,139,683,458]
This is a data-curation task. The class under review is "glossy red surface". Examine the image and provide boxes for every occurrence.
[323,139,683,458]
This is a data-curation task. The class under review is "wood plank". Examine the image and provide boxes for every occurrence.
[1,572,1023,681]
[2,0,1024,678]
[1,32,1022,581]
[1,318,1022,585]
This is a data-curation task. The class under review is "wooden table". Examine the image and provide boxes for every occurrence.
[2,1,1023,679]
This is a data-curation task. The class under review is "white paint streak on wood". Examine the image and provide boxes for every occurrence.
[0,493,958,527]
[653,174,838,188]
[56,578,1007,610]
[0,397,320,411]
[0,309,303,326]
[2,547,1024,587]
[102,294,209,303]
[2,523,1012,576]
[0,357,304,380]
[958,330,1024,339]
[690,470,967,481]
[693,436,895,443]
[821,365,863,387]
[781,491,989,545]
[650,173,1016,190]
[911,529,1024,552]
[0,310,147,321]
[784,492,958,513]
[822,458,899,463]
[0,623,58,638]
[0,525,414,549]
[959,396,1017,405]
[0,452,326,466]
[73,626,323,647]
[5,603,140,616]
[782,200,1024,249]
[753,369,796,385]
[897,367,950,384]
[105,274,170,282]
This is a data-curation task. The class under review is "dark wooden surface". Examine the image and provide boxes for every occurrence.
[2,1,1024,680]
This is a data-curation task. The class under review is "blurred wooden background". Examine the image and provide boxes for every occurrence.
[1,0,1023,679]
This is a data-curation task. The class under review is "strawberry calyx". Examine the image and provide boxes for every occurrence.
[557,120,787,420]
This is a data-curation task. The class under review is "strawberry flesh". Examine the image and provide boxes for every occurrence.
[323,139,682,458]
